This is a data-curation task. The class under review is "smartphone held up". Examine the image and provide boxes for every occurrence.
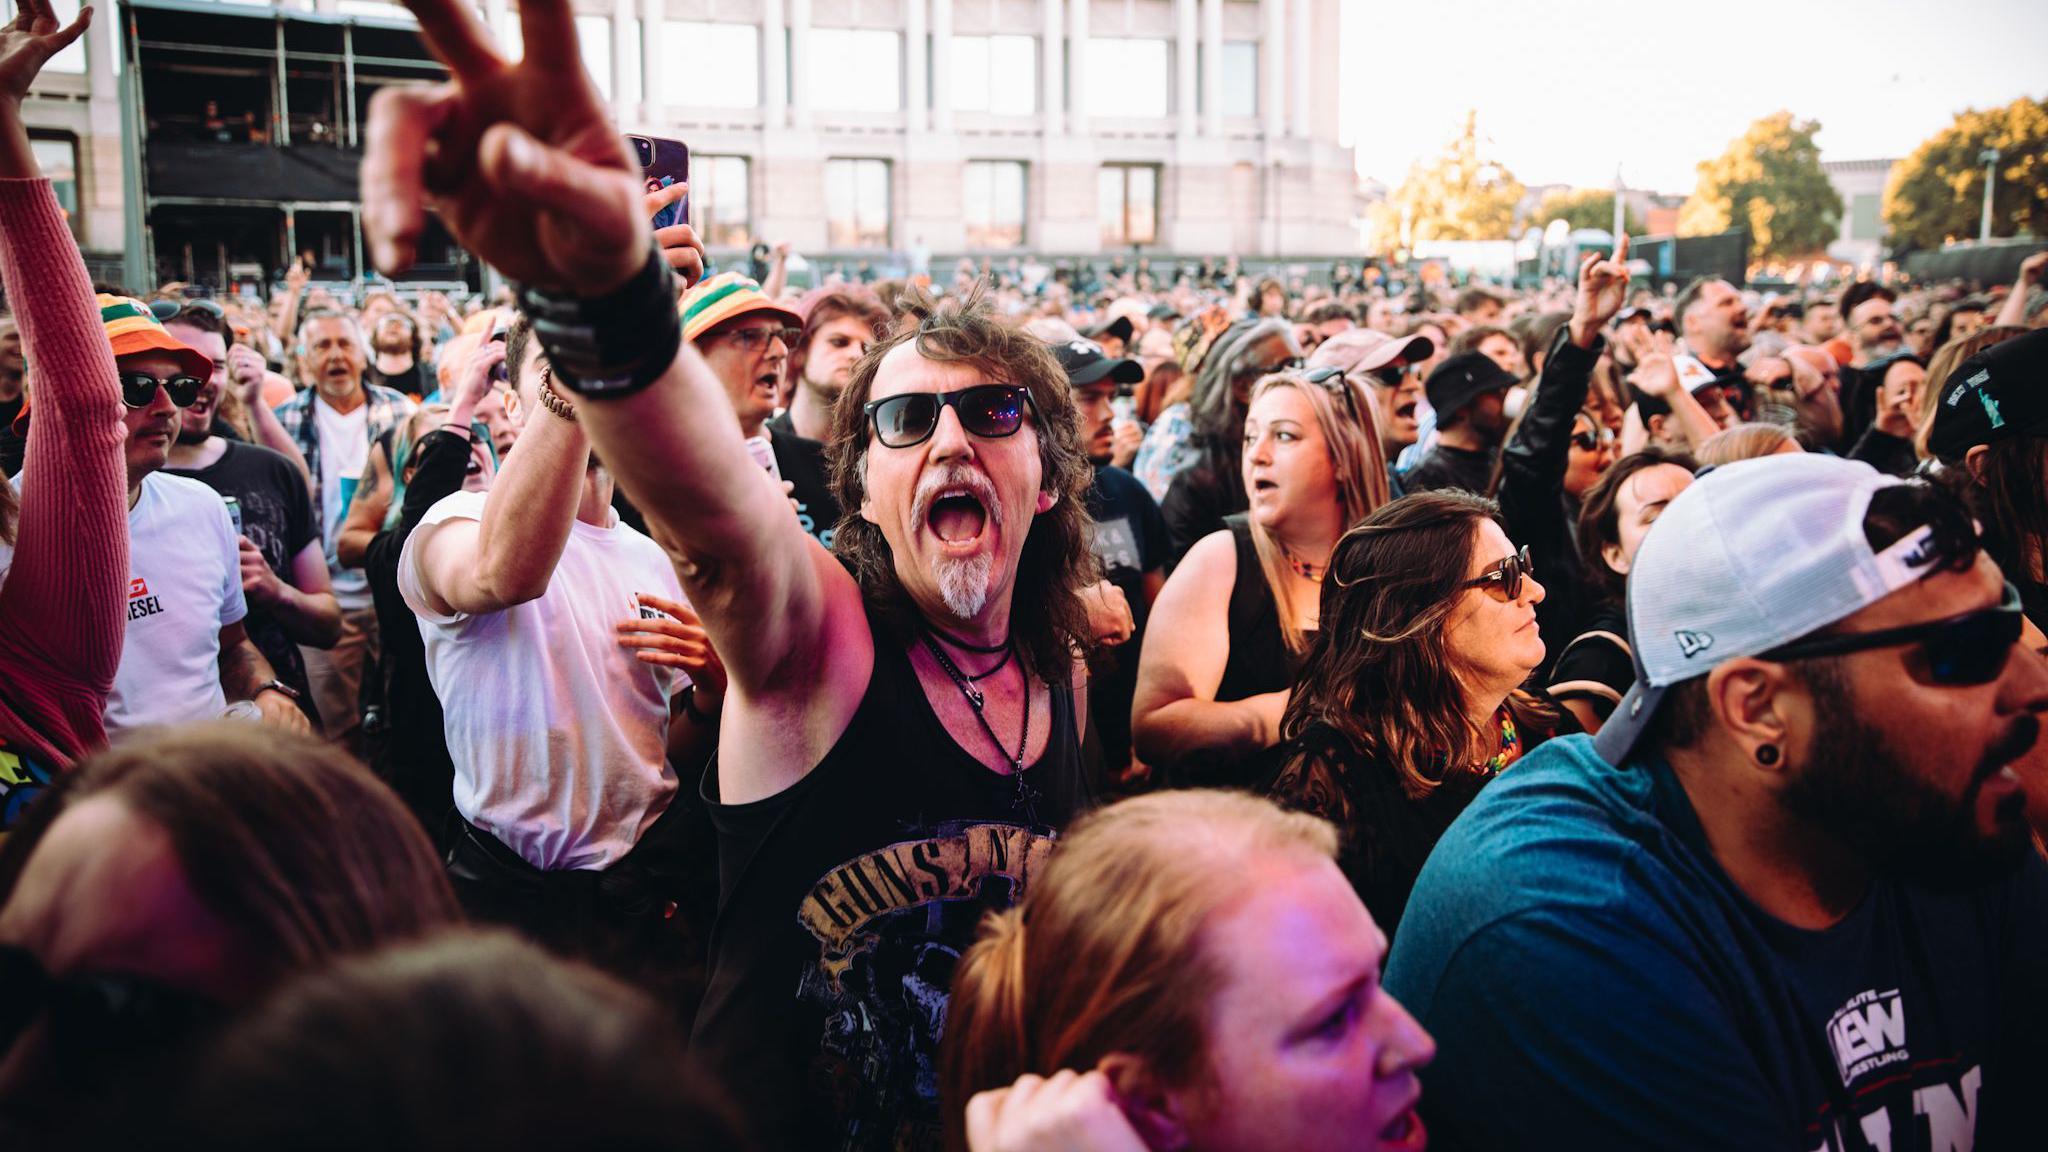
[629,134,691,231]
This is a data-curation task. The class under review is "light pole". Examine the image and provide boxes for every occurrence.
[1613,165,1626,249]
[1979,147,2001,242]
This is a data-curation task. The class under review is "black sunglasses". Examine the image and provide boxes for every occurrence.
[864,385,1037,449]
[1570,426,1615,452]
[1302,365,1367,429]
[1370,363,1416,389]
[0,945,223,1077]
[120,371,206,409]
[1462,545,1534,601]
[1761,581,2024,686]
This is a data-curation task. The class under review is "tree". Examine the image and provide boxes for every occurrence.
[1883,96,2048,253]
[1679,111,1842,262]
[1374,111,1526,251]
[1534,188,1642,236]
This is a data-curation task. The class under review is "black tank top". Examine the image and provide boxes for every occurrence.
[692,606,1089,1152]
[1217,513,1303,702]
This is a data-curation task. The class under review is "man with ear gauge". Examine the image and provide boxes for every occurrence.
[360,3,1097,1146]
[1386,453,2048,1150]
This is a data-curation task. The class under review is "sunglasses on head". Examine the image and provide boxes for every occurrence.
[1761,581,2024,686]
[864,384,1037,449]
[1462,545,1534,602]
[1301,365,1367,429]
[120,371,206,409]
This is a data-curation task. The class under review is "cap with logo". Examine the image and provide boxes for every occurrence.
[1596,453,1940,766]
[678,271,803,345]
[1423,351,1519,418]
[1926,328,2048,464]
[1050,338,1145,389]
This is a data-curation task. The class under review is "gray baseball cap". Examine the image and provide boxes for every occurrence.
[1596,454,1947,766]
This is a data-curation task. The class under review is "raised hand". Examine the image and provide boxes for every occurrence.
[616,592,728,699]
[0,0,89,106]
[1570,233,1630,345]
[362,0,647,294]
[964,1070,1151,1152]
[452,335,505,411]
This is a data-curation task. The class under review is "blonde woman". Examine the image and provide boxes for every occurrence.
[1132,368,1388,786]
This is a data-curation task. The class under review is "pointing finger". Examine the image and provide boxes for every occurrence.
[516,0,580,72]
[361,84,457,275]
[1613,232,1630,265]
[642,179,690,214]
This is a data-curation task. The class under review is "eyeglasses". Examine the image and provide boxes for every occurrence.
[1462,545,1534,602]
[1302,365,1367,429]
[1570,426,1616,452]
[713,325,800,354]
[120,371,206,409]
[1760,581,2023,686]
[864,384,1037,449]
[1370,363,1417,390]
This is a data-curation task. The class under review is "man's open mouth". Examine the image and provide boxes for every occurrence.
[927,489,988,544]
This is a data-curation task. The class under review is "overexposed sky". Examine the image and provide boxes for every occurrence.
[1338,0,2048,195]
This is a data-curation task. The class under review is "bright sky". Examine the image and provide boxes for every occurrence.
[1338,0,2048,196]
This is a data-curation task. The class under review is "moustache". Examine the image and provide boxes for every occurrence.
[1976,713,2041,788]
[912,464,1004,531]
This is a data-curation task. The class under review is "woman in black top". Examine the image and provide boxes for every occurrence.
[1267,490,1570,937]
[1545,448,1696,735]
[1134,367,1389,788]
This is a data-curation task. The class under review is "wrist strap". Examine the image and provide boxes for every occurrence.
[516,244,681,398]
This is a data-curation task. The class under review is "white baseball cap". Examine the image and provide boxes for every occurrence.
[1596,453,1946,765]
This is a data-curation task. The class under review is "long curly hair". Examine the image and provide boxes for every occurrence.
[1281,491,1555,801]
[825,285,1099,685]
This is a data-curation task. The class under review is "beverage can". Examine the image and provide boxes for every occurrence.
[223,495,243,537]
[745,435,782,481]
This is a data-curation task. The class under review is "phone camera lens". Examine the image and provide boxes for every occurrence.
[632,137,653,167]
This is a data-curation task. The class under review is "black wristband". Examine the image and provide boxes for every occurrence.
[515,244,682,398]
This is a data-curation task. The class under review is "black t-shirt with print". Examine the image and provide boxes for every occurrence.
[692,607,1092,1151]
[766,411,843,549]
[166,439,322,725]
[1084,465,1167,771]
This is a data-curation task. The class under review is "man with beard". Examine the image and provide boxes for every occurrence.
[357,9,1100,1142]
[1674,276,1751,378]
[1401,350,1518,495]
[2,298,311,738]
[273,309,414,754]
[364,309,433,399]
[1388,453,2048,1151]
[767,285,889,547]
[163,303,337,729]
[1054,337,1159,780]
[1845,285,1907,367]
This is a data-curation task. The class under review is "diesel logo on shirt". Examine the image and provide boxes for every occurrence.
[127,576,165,621]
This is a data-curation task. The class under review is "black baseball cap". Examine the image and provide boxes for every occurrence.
[1087,315,1136,346]
[1927,329,2048,462]
[1051,338,1145,389]
[1424,352,1519,417]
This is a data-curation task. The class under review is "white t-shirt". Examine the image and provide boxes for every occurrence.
[313,395,371,608]
[399,489,688,871]
[0,471,247,738]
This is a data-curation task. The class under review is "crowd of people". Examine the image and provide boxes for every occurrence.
[2,0,2048,1148]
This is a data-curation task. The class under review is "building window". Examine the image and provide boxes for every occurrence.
[1083,38,1168,118]
[825,158,891,249]
[964,161,1026,249]
[656,22,759,109]
[1220,41,1257,117]
[29,134,79,238]
[949,35,1036,115]
[1099,163,1158,247]
[619,18,642,107]
[575,15,612,101]
[1851,192,1882,241]
[812,29,901,112]
[694,155,751,248]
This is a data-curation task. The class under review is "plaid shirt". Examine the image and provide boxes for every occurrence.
[272,382,415,535]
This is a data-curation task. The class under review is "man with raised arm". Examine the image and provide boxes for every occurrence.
[362,5,1100,1147]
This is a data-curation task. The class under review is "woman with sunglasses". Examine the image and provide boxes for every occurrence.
[0,722,460,1143]
[1266,491,1572,937]
[0,1,141,812]
[1133,368,1389,788]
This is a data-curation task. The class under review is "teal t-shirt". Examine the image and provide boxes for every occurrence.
[1385,734,2048,1151]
